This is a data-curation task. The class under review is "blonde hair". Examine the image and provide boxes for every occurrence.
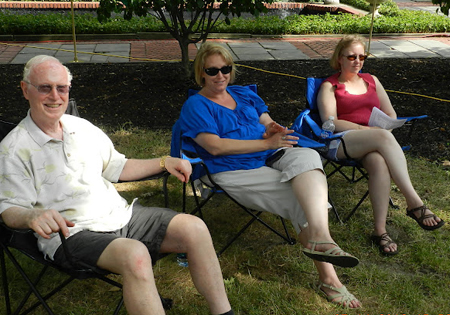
[330,35,367,70]
[23,55,72,83]
[194,42,236,86]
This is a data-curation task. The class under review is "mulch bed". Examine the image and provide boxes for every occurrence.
[1,58,449,164]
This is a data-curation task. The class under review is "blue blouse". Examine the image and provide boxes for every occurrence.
[180,85,276,174]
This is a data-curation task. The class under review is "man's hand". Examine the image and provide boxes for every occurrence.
[164,157,192,183]
[28,209,74,239]
[2,207,75,239]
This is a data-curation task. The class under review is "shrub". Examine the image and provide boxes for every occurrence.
[0,1,449,36]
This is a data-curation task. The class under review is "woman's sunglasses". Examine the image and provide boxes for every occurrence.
[344,54,368,61]
[204,65,233,76]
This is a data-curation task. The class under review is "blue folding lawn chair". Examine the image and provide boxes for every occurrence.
[291,77,427,223]
[171,84,328,256]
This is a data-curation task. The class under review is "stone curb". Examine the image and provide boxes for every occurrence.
[2,32,449,43]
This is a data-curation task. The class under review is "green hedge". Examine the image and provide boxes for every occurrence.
[0,1,449,35]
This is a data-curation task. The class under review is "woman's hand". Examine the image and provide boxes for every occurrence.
[263,121,285,139]
[265,128,299,149]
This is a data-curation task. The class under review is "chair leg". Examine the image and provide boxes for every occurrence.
[113,298,124,315]
[327,194,343,223]
[217,212,261,257]
[343,190,370,223]
[1,247,12,315]
[216,200,297,256]
[279,217,297,245]
[2,246,56,315]
[162,173,169,208]
[389,196,399,209]
[190,180,215,219]
[21,274,76,315]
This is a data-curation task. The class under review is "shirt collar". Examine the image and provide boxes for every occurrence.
[24,110,75,147]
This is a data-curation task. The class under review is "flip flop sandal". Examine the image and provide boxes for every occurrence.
[302,240,359,268]
[315,281,360,308]
[406,205,445,231]
[370,232,398,256]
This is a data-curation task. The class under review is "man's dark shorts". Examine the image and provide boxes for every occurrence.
[53,201,178,274]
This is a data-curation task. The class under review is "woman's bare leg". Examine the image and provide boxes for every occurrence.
[299,228,361,308]
[337,129,442,227]
[361,152,397,253]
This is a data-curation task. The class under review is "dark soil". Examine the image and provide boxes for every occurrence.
[1,59,449,163]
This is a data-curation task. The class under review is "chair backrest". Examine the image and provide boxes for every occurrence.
[290,77,328,143]
[290,77,341,146]
[172,84,259,182]
[170,119,205,181]
[0,99,80,142]
[0,120,16,141]
[183,84,324,154]
[305,77,326,125]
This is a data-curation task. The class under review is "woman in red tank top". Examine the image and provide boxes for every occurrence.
[317,35,444,256]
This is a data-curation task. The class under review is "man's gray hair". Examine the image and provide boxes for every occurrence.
[22,55,73,83]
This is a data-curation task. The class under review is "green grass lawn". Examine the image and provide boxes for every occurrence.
[2,126,449,314]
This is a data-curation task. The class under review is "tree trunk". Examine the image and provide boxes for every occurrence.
[179,39,192,78]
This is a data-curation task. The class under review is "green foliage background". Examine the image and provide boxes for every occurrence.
[0,0,449,35]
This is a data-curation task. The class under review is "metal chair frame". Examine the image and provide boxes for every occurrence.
[0,100,172,314]
[172,84,297,256]
[295,77,427,223]
[179,149,297,256]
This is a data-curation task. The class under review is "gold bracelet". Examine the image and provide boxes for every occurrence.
[160,155,170,171]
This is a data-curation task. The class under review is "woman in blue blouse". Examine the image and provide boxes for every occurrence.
[179,42,361,308]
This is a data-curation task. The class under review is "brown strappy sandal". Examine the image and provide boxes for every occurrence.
[406,205,445,231]
[370,232,398,256]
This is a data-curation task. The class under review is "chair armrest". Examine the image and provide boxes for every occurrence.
[0,222,48,261]
[181,151,203,164]
[0,221,87,270]
[117,171,169,183]
[399,115,428,123]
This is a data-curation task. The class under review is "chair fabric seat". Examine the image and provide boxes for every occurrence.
[0,99,172,314]
[290,77,427,222]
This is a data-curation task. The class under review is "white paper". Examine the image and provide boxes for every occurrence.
[368,107,407,129]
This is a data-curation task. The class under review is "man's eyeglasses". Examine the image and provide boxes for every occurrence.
[24,81,71,95]
[344,54,368,61]
[204,65,233,76]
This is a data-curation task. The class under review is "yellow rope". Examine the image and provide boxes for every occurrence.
[235,63,307,80]
[385,89,450,103]
[1,41,449,103]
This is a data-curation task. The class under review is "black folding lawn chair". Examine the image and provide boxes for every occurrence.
[0,100,172,314]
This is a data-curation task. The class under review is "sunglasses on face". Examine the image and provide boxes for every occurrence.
[203,65,233,76]
[344,54,368,61]
[25,81,71,95]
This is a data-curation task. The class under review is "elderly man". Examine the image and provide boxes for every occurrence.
[0,55,234,315]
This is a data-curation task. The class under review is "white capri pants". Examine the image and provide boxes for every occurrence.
[207,147,324,234]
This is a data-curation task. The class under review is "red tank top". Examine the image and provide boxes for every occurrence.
[324,72,380,126]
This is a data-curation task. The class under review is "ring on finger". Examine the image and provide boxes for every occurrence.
[282,136,286,140]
